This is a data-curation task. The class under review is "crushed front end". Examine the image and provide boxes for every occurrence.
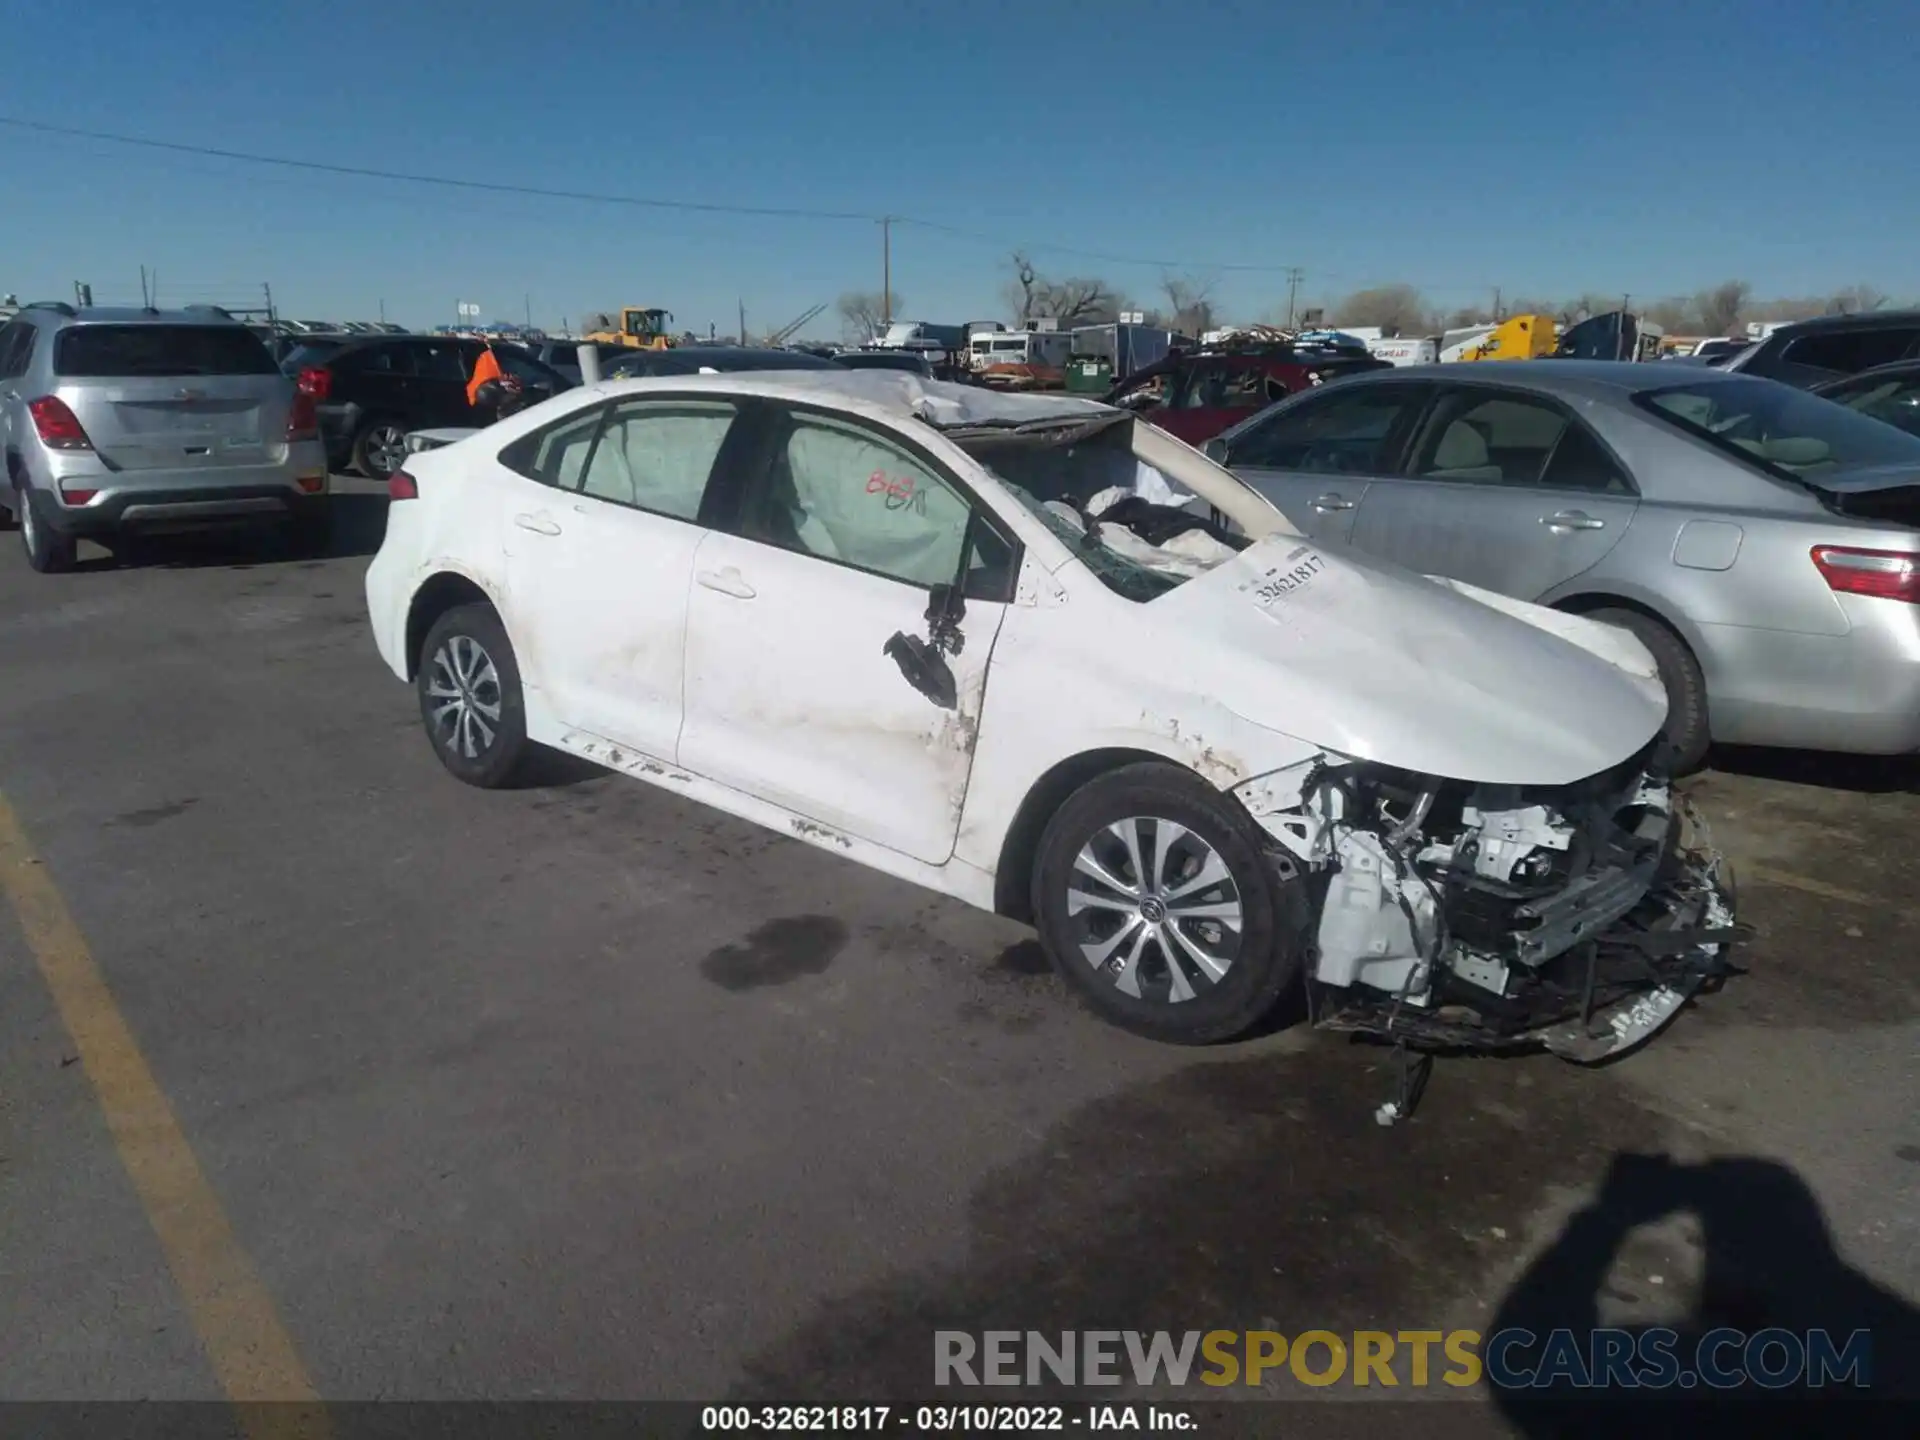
[1234,744,1742,1063]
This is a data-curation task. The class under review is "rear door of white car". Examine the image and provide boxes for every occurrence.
[497,393,746,761]
[677,400,1020,865]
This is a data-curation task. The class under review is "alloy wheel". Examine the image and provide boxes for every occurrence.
[365,425,407,478]
[425,634,503,760]
[1066,816,1244,1003]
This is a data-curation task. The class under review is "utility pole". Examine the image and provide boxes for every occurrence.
[1492,286,1503,321]
[1283,267,1304,329]
[880,216,894,328]
[378,297,386,323]
[264,282,276,324]
[524,293,532,330]
[139,265,149,309]
[738,299,747,346]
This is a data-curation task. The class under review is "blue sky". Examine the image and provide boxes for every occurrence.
[0,0,1908,337]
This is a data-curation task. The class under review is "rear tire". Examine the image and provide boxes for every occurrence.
[1031,761,1310,1044]
[351,418,408,480]
[18,487,77,574]
[416,603,531,789]
[1588,607,1709,774]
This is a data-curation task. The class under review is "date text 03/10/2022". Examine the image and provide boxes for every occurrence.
[699,1405,1191,1432]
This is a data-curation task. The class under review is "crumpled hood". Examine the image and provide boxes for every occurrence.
[1149,534,1667,786]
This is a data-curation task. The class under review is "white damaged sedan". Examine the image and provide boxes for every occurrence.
[366,370,1739,1060]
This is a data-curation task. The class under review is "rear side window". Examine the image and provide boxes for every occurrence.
[53,325,278,377]
[335,343,411,376]
[500,405,606,489]
[0,322,33,379]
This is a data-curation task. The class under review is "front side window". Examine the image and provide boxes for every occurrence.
[572,399,738,520]
[737,410,989,590]
[1638,376,1920,478]
[1229,384,1427,473]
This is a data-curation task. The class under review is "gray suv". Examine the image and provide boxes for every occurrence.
[0,303,331,572]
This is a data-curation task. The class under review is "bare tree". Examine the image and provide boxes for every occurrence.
[1826,284,1889,316]
[1001,251,1121,327]
[1642,297,1693,333]
[836,290,901,344]
[1156,274,1217,337]
[1446,304,1494,328]
[1693,280,1751,335]
[1329,284,1429,336]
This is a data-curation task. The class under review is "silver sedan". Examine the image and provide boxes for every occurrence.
[1204,360,1920,770]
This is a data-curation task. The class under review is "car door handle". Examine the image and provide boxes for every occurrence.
[1541,509,1606,532]
[696,567,756,600]
[513,512,562,536]
[1312,493,1355,513]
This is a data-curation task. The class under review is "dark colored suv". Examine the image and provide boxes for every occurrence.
[288,335,569,478]
[1727,311,1920,390]
[1107,346,1391,445]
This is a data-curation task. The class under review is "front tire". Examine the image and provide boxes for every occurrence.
[1031,761,1310,1044]
[416,603,531,788]
[18,486,77,574]
[1588,607,1709,775]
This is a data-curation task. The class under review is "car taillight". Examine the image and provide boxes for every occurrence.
[1811,545,1920,604]
[287,390,318,441]
[297,366,332,401]
[388,471,418,501]
[27,396,91,450]
[58,485,97,504]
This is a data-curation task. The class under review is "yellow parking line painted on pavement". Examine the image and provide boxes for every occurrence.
[0,793,329,1440]
[1742,861,1920,925]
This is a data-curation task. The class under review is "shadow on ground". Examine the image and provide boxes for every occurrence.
[1707,744,1920,796]
[1488,1152,1918,1436]
[724,1039,1684,1405]
[77,493,390,571]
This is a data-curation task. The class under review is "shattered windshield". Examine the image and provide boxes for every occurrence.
[946,414,1247,602]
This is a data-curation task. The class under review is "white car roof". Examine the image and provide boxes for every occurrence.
[585,367,1113,430]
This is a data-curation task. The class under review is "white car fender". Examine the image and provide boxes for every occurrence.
[1422,575,1666,702]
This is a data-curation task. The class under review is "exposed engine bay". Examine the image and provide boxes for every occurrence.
[1234,745,1741,1065]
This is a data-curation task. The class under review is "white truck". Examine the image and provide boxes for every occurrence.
[968,328,1075,373]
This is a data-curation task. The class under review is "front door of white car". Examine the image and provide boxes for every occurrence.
[1347,385,1639,599]
[678,404,1017,865]
[499,395,743,761]
[1221,381,1434,544]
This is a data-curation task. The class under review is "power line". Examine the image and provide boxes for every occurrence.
[0,115,874,222]
[0,113,1324,277]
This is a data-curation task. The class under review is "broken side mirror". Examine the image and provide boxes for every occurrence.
[883,632,957,709]
[883,582,969,709]
[1203,436,1230,465]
